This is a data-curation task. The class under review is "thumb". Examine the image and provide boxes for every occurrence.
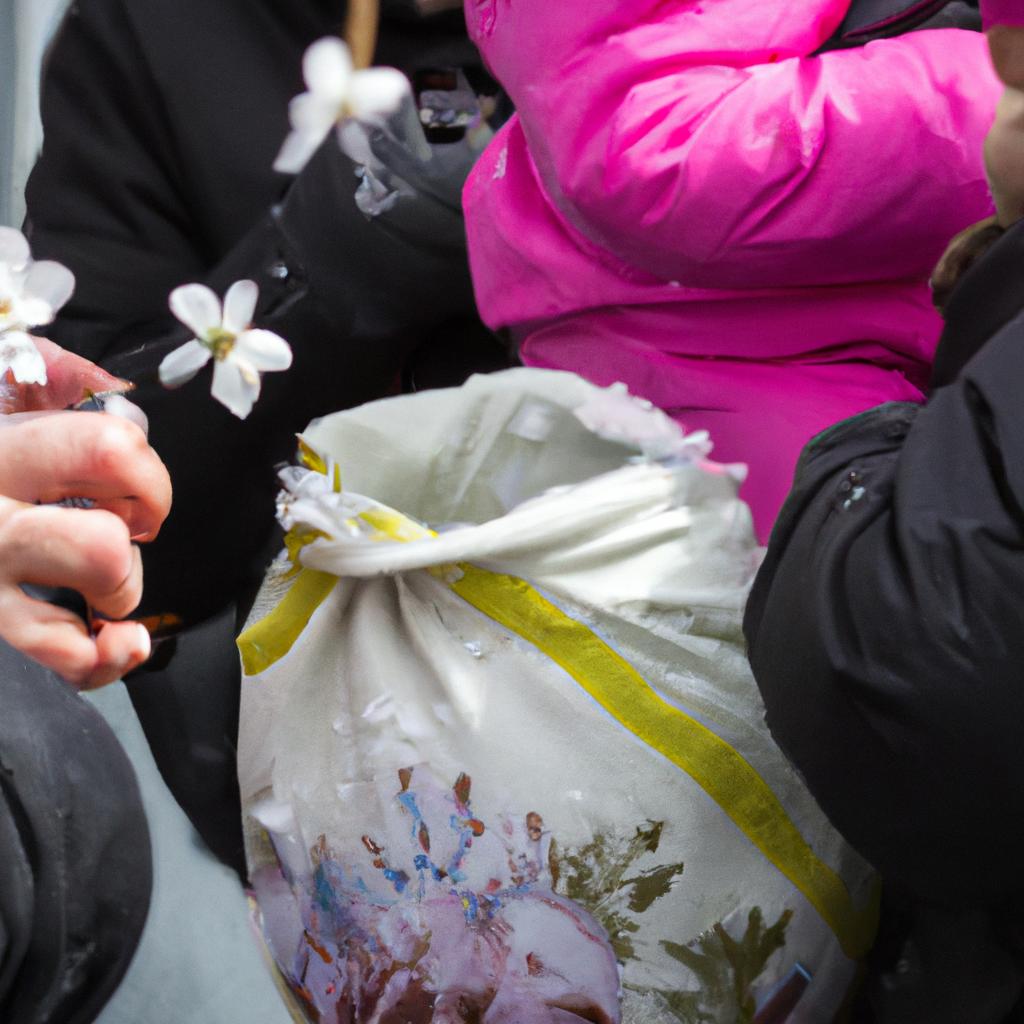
[0,336,133,414]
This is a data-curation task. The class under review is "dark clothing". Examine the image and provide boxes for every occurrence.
[744,218,1024,1021]
[26,0,504,625]
[23,0,506,879]
[0,641,151,1024]
[819,0,980,49]
[126,605,248,875]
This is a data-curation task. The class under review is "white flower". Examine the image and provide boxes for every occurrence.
[0,332,47,387]
[160,280,293,420]
[0,227,75,386]
[273,37,411,174]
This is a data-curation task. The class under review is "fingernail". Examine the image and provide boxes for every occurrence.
[102,394,149,437]
[133,622,152,662]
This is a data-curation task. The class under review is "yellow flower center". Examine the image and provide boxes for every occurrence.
[0,298,11,317]
[206,327,236,360]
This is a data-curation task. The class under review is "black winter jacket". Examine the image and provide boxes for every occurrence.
[744,220,1024,1021]
[0,641,151,1024]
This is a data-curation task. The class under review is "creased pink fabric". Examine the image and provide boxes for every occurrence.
[463,0,1000,539]
[983,0,1024,27]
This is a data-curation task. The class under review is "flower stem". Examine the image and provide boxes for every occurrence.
[344,0,379,71]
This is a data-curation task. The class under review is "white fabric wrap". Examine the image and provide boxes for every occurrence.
[238,368,876,1024]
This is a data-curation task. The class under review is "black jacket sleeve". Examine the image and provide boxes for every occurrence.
[0,642,151,1024]
[744,295,1024,907]
[24,0,500,623]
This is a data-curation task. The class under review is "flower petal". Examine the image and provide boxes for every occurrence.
[20,260,76,323]
[303,37,352,101]
[273,128,328,174]
[159,339,211,387]
[234,329,293,372]
[169,283,222,338]
[212,356,259,419]
[336,120,374,167]
[222,279,258,335]
[348,67,410,121]
[9,296,48,331]
[273,92,340,172]
[288,91,339,133]
[0,227,31,270]
[0,331,47,385]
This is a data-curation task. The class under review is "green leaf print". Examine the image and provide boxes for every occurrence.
[648,906,793,1023]
[552,820,684,964]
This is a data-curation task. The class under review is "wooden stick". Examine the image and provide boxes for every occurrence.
[344,0,380,71]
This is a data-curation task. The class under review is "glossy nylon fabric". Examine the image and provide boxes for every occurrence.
[462,0,1001,539]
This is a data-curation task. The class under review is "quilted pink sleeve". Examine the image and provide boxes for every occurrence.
[468,0,1000,290]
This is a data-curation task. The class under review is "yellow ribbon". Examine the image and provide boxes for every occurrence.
[238,568,338,677]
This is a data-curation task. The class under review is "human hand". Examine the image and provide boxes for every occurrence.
[0,358,171,688]
[0,335,137,414]
[986,27,1024,227]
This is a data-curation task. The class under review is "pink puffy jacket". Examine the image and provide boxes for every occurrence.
[463,0,1001,538]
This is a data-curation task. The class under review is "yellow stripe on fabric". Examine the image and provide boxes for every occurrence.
[449,564,878,960]
[237,495,435,675]
[237,568,337,676]
[358,506,436,543]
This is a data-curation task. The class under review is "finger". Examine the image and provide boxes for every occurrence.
[0,336,133,414]
[0,587,151,689]
[99,394,149,436]
[0,395,149,436]
[0,413,171,540]
[83,543,143,621]
[80,620,152,690]
[0,504,142,619]
[0,415,151,541]
[0,585,102,686]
